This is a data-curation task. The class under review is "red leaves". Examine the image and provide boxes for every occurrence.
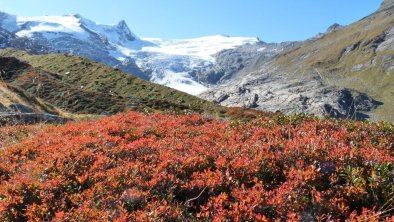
[0,112,393,221]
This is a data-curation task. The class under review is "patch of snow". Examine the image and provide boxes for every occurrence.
[115,39,157,56]
[16,15,88,39]
[151,70,207,95]
[141,35,259,61]
[108,49,127,61]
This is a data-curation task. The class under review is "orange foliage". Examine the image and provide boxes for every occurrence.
[0,112,393,221]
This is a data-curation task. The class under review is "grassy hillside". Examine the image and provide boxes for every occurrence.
[0,49,225,119]
[0,111,393,221]
[274,5,394,122]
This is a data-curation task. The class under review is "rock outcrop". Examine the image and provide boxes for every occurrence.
[201,62,382,120]
[0,113,69,125]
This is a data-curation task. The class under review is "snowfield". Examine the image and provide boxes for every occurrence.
[16,15,88,39]
[141,35,259,61]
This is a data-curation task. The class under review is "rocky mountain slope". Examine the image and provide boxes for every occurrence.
[202,0,394,122]
[193,41,298,85]
[0,48,226,124]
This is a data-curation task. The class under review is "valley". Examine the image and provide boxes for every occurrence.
[0,1,393,221]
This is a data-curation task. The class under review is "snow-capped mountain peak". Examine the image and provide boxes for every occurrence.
[117,20,135,38]
[0,12,266,96]
[15,14,138,46]
[76,15,138,45]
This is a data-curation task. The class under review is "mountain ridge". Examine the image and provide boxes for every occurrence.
[379,0,394,11]
[201,2,394,121]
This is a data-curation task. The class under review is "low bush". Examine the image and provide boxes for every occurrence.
[0,112,393,221]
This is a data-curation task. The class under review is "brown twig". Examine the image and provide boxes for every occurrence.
[184,186,208,206]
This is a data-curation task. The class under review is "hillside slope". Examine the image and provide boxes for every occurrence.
[202,0,394,122]
[274,0,394,121]
[0,48,224,121]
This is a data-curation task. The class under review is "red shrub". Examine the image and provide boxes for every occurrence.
[0,112,393,221]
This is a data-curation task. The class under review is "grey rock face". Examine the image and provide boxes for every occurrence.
[312,23,344,40]
[377,26,394,52]
[0,103,69,125]
[0,27,39,52]
[0,102,8,112]
[380,0,394,11]
[200,62,382,120]
[8,103,35,113]
[326,23,343,33]
[0,113,69,125]
[0,12,45,52]
[193,41,298,85]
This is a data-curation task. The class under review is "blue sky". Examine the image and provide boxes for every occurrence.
[0,0,382,42]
